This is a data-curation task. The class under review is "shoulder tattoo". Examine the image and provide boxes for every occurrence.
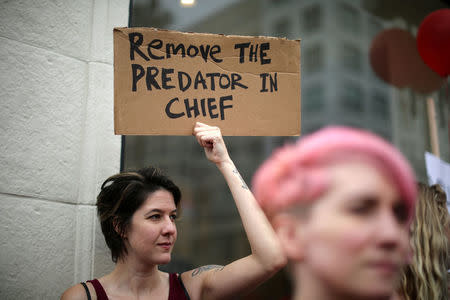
[191,265,224,277]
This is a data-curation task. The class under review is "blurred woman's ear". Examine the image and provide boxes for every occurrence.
[272,213,305,262]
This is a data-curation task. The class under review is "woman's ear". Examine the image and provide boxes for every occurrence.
[113,217,127,239]
[272,213,305,262]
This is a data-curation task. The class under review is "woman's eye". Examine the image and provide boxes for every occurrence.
[170,214,178,221]
[349,197,376,215]
[148,214,161,220]
[351,205,371,214]
[393,202,408,224]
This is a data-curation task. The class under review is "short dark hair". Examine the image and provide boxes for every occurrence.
[96,166,181,263]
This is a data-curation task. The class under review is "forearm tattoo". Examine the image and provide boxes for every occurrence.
[232,169,249,190]
[191,265,224,277]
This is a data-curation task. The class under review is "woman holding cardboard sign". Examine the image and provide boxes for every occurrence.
[61,122,286,300]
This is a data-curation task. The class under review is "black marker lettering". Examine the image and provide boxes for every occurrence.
[231,73,248,90]
[187,45,199,57]
[206,73,220,91]
[161,68,175,90]
[129,32,149,61]
[234,42,251,63]
[219,95,233,120]
[210,45,223,63]
[260,73,269,92]
[269,72,278,92]
[260,73,277,92]
[147,39,164,60]
[249,44,258,62]
[199,45,210,62]
[166,43,186,58]
[200,98,207,116]
[131,64,145,91]
[194,71,207,90]
[178,71,191,92]
[219,74,230,89]
[145,66,161,90]
[207,98,218,119]
[185,98,200,118]
[260,43,271,64]
[166,97,185,118]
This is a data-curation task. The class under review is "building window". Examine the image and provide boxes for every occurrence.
[337,2,361,35]
[274,18,291,37]
[340,42,362,73]
[370,90,390,122]
[373,127,392,141]
[340,81,363,113]
[270,0,292,6]
[303,44,324,74]
[302,123,324,135]
[300,4,322,33]
[303,83,324,113]
[368,18,382,38]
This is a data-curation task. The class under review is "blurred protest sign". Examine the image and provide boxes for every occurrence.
[425,152,450,212]
[113,27,300,135]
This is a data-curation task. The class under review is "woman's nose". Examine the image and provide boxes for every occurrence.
[161,217,176,235]
[376,211,407,250]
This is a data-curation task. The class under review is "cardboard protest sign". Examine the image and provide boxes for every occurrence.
[114,27,301,135]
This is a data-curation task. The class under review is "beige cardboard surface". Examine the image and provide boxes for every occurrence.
[114,27,301,136]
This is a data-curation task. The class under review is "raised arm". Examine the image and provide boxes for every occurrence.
[182,122,287,300]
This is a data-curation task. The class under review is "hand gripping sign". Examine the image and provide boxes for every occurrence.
[114,27,301,136]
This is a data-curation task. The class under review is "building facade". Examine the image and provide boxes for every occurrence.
[0,1,128,298]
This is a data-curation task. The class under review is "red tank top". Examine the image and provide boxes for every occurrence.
[86,273,190,300]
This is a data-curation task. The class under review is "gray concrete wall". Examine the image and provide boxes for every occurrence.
[0,0,128,298]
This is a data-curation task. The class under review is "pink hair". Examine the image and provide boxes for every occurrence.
[252,126,417,221]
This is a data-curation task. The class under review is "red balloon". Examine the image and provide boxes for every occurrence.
[370,28,443,93]
[409,50,444,94]
[370,29,417,87]
[417,9,450,77]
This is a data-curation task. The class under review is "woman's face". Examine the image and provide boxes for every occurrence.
[296,161,410,298]
[125,189,178,265]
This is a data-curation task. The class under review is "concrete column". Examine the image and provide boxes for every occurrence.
[0,0,129,298]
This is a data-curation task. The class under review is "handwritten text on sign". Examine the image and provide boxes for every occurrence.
[113,27,301,135]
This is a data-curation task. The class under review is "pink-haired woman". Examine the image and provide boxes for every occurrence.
[252,126,417,300]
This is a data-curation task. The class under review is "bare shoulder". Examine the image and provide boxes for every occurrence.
[60,283,92,300]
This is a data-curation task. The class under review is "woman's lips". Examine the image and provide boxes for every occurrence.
[157,242,172,250]
[369,261,399,274]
